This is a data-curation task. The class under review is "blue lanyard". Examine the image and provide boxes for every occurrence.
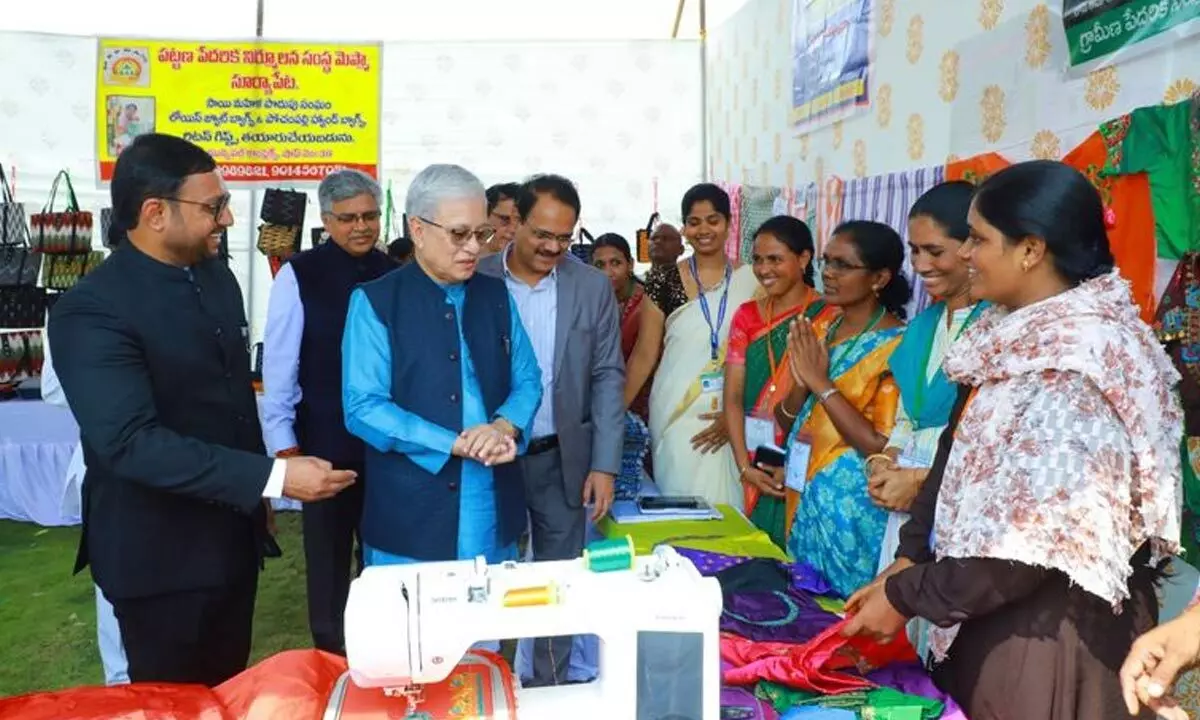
[689,256,732,360]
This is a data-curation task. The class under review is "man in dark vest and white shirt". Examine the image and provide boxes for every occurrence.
[342,163,543,581]
[261,169,394,655]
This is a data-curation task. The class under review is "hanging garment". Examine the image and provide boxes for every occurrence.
[1063,130,1158,322]
[840,166,946,316]
[1100,93,1200,260]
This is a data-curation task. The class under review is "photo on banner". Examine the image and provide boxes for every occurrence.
[789,0,874,132]
[94,39,382,187]
[1062,0,1200,70]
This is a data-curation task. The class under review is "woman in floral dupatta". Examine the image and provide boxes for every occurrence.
[725,216,838,548]
[843,162,1180,720]
[776,221,910,598]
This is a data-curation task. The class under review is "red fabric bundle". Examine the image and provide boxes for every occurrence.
[721,617,918,694]
[0,684,229,720]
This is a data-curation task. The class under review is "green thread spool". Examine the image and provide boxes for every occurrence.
[583,535,635,572]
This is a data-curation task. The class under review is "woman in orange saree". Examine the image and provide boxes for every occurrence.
[725,216,838,548]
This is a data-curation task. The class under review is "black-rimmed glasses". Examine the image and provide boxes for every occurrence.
[161,194,231,223]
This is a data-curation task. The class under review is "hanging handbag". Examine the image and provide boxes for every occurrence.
[0,332,21,384]
[22,329,43,376]
[259,188,307,227]
[100,207,117,248]
[0,286,47,329]
[0,246,42,287]
[570,227,595,264]
[30,170,93,254]
[636,211,659,264]
[257,224,301,257]
[44,251,104,291]
[0,165,28,247]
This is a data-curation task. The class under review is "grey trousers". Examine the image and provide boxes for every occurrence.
[519,447,586,687]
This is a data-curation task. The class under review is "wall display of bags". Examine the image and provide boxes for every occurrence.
[257,187,307,258]
[256,223,302,257]
[0,286,47,329]
[29,170,93,254]
[0,165,28,247]
[43,251,105,291]
[0,330,44,384]
[0,245,41,287]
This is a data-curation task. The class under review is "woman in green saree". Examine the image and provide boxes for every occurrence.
[724,216,838,548]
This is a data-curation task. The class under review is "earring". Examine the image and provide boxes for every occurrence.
[1021,261,1031,273]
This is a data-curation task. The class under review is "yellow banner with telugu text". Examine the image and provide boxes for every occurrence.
[95,38,381,186]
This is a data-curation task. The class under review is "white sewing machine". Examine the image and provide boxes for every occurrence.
[344,545,723,719]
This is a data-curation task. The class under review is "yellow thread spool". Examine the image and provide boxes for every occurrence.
[502,584,557,607]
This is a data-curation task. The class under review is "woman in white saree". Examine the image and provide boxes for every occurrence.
[624,184,758,508]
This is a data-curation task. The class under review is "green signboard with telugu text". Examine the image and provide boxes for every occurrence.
[1063,0,1200,67]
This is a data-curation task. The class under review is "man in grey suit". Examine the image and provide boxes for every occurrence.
[477,173,624,687]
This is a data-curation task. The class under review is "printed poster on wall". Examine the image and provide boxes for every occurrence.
[790,0,873,132]
[95,39,381,186]
[1063,0,1200,68]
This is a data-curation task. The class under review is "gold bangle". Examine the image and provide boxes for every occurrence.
[866,453,892,466]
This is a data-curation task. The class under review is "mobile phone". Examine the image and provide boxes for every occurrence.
[754,445,787,469]
[637,495,704,512]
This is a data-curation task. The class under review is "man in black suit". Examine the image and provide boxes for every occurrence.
[48,133,356,687]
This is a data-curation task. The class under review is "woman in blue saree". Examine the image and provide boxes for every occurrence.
[775,221,910,598]
[867,181,988,573]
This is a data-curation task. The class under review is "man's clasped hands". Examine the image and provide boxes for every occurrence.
[452,419,519,466]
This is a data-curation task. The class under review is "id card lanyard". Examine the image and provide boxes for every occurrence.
[689,256,733,361]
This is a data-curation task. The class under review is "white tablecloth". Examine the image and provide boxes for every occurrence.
[0,400,80,526]
[0,397,299,527]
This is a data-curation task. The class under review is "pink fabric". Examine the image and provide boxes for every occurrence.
[720,618,918,695]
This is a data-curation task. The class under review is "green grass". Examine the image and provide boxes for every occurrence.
[0,513,311,697]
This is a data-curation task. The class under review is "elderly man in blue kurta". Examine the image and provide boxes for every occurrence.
[342,163,542,568]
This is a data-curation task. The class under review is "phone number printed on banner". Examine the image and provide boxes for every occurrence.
[95,40,382,185]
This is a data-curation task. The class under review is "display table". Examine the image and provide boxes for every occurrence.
[0,399,80,526]
[599,503,787,561]
[0,396,299,527]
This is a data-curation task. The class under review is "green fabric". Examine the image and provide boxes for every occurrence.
[599,504,787,560]
[862,687,944,720]
[754,682,942,718]
[815,596,845,614]
[1101,99,1200,259]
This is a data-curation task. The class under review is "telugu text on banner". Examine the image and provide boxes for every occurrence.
[95,39,381,185]
[1063,0,1200,68]
[790,0,873,132]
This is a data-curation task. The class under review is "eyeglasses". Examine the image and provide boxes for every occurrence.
[418,217,496,247]
[528,227,574,247]
[162,194,231,223]
[816,257,868,274]
[328,210,382,225]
